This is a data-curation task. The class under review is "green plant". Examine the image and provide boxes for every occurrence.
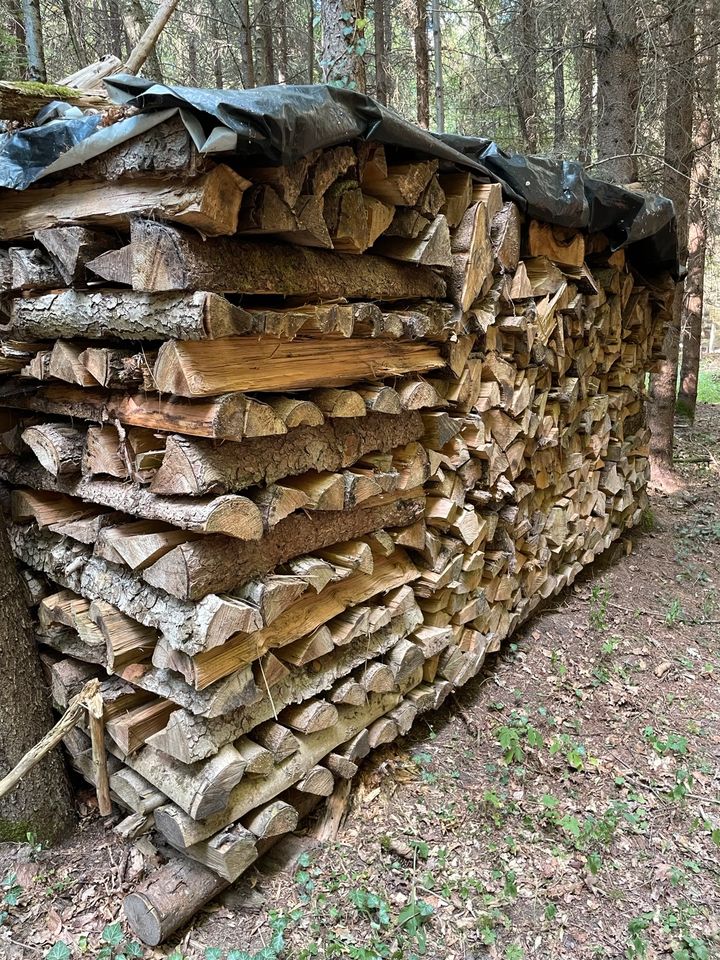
[626,912,653,959]
[666,598,684,626]
[589,585,611,630]
[495,711,544,765]
[0,872,22,926]
[96,922,144,959]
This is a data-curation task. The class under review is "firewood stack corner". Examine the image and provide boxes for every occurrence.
[0,99,673,944]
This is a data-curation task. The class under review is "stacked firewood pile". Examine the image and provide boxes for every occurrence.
[0,112,671,944]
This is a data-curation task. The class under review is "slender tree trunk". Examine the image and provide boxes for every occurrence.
[552,21,566,152]
[20,0,45,81]
[516,0,539,151]
[678,0,717,420]
[414,0,429,126]
[105,0,127,60]
[238,0,255,87]
[308,0,315,82]
[577,25,593,165]
[210,0,224,88]
[595,0,640,182]
[278,0,289,81]
[374,0,388,104]
[0,515,76,844]
[187,24,199,84]
[320,0,366,91]
[649,0,695,477]
[122,0,165,80]
[61,0,84,68]
[431,0,444,130]
[258,0,276,84]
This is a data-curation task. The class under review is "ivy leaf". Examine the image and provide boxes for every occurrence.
[45,945,72,960]
[205,949,223,960]
[102,922,124,946]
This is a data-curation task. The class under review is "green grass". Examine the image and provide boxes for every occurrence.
[697,369,720,404]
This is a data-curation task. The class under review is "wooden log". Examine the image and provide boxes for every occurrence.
[21,423,84,476]
[89,600,157,669]
[0,80,107,122]
[0,460,265,541]
[362,160,438,205]
[85,245,132,284]
[152,336,445,397]
[129,220,446,299]
[9,247,64,291]
[0,383,290,442]
[374,215,452,268]
[237,185,299,234]
[184,823,257,881]
[0,166,251,241]
[448,202,494,311]
[79,347,156,392]
[323,180,370,253]
[141,492,425,601]
[34,226,117,284]
[527,220,585,267]
[295,765,335,796]
[8,290,251,341]
[243,800,298,839]
[252,721,300,762]
[106,699,177,755]
[109,768,165,815]
[123,856,228,946]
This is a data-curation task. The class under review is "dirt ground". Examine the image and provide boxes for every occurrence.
[0,405,718,960]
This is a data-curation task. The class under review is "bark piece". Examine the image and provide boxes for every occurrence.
[34,226,117,284]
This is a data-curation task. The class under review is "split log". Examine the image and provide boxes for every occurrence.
[9,248,64,291]
[151,337,445,397]
[448,202,494,312]
[129,220,446,300]
[140,492,425,601]
[0,383,290,442]
[0,166,251,241]
[0,460,265,541]
[374,215,452,268]
[34,227,117,284]
[8,290,252,341]
[21,423,84,476]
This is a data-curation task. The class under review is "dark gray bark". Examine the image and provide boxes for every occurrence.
[321,0,367,90]
[0,513,76,843]
[20,0,45,80]
[414,0,429,126]
[595,0,640,182]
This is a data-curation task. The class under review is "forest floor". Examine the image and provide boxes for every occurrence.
[0,406,718,960]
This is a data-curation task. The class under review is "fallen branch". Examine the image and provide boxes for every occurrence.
[0,679,100,801]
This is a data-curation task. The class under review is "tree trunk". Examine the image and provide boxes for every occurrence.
[258,0,276,84]
[238,0,255,88]
[374,0,388,104]
[61,0,85,69]
[577,25,593,165]
[414,0,429,127]
[649,0,695,477]
[20,0,45,81]
[210,1,224,87]
[122,0,164,80]
[551,21,566,152]
[0,513,76,843]
[678,0,717,420]
[515,0,538,151]
[187,27,199,84]
[431,0,444,131]
[321,0,366,91]
[307,0,315,82]
[278,1,289,81]
[595,0,640,182]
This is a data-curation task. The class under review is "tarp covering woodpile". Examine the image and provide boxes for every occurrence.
[0,80,675,945]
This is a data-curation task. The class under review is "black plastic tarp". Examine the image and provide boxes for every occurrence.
[0,77,678,273]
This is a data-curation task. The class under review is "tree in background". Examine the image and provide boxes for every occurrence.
[320,0,367,89]
[678,0,718,421]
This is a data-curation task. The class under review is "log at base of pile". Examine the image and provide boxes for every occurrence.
[0,128,673,948]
